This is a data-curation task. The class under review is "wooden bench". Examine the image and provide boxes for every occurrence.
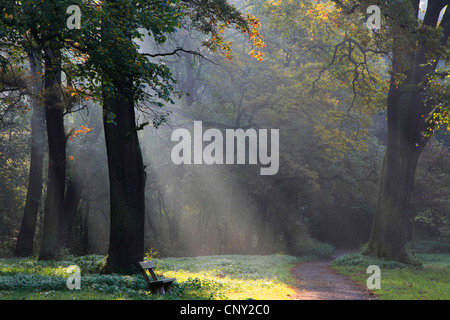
[137,261,176,294]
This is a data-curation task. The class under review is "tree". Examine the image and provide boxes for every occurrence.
[1,0,75,260]
[64,0,265,272]
[14,50,46,257]
[39,45,66,260]
[0,57,32,256]
[250,0,450,258]
[151,0,380,255]
[326,0,450,261]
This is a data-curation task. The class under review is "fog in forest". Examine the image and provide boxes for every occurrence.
[0,0,448,264]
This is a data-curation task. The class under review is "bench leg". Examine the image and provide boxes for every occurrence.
[150,286,165,295]
[163,283,173,293]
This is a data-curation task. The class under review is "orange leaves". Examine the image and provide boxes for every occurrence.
[74,125,93,137]
[244,13,266,61]
[248,50,264,61]
[69,125,94,141]
[66,85,78,98]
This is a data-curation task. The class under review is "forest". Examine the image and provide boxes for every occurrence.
[0,0,448,302]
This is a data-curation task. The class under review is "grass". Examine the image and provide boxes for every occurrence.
[331,252,450,300]
[0,254,306,300]
[2,247,447,300]
[154,254,308,300]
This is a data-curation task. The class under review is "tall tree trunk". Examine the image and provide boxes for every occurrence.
[82,200,90,255]
[15,52,46,257]
[170,165,183,249]
[366,88,424,261]
[366,2,450,260]
[103,79,146,273]
[59,175,82,249]
[39,47,65,260]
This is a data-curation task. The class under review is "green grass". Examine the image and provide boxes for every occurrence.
[0,254,306,300]
[332,252,450,300]
[154,254,308,300]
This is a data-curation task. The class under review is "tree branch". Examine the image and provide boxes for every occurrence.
[142,47,201,58]
[142,47,217,65]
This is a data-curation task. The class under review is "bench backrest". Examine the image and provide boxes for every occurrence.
[139,261,156,269]
[138,261,158,282]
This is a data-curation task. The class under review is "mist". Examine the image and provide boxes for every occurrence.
[1,0,448,269]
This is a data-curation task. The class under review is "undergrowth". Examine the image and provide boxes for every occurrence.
[0,254,304,300]
[331,248,450,300]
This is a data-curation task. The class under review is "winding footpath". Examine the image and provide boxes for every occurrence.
[290,250,375,300]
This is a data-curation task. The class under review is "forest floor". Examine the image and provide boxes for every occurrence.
[1,248,447,300]
[290,249,374,300]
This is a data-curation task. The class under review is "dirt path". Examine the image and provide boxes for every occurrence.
[290,249,375,300]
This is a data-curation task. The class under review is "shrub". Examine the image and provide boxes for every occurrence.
[0,271,148,297]
[0,256,146,297]
[332,253,415,269]
[406,241,450,254]
[0,274,67,291]
[294,239,335,259]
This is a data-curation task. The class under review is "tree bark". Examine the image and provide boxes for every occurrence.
[39,47,66,260]
[103,79,146,273]
[15,52,46,257]
[366,87,424,261]
[82,200,90,255]
[170,165,183,249]
[366,2,450,261]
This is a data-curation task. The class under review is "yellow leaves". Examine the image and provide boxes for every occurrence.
[243,13,266,62]
[267,0,282,7]
[66,84,93,102]
[316,7,329,21]
[308,2,337,25]
[68,155,75,161]
[206,12,266,62]
[425,108,450,137]
[248,50,264,61]
[210,35,233,61]
[205,13,266,63]
[66,86,79,98]
[245,13,265,47]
